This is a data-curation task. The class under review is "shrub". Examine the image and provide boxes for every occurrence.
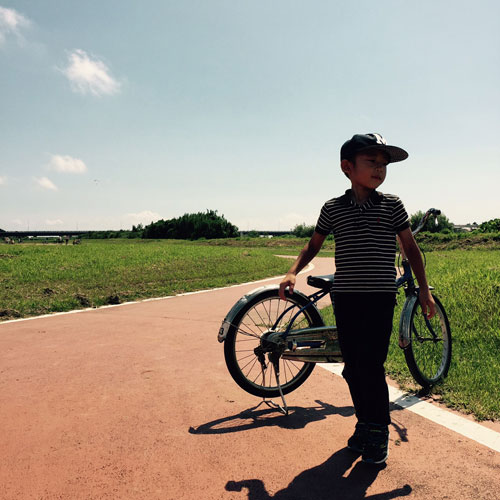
[292,223,315,238]
[142,210,239,240]
[477,219,500,233]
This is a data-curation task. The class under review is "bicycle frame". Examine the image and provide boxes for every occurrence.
[272,288,329,339]
[263,287,340,364]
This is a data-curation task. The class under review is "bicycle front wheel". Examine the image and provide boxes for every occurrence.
[402,294,452,389]
[224,288,322,398]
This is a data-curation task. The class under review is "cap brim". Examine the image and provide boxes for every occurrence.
[358,145,409,163]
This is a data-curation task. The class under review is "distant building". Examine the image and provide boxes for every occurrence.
[453,223,479,232]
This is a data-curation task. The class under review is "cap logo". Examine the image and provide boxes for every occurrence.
[370,133,387,145]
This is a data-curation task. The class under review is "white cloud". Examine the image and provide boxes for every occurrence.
[45,219,64,226]
[35,176,58,191]
[126,210,161,225]
[48,154,87,174]
[61,49,121,96]
[0,6,30,45]
[0,175,6,185]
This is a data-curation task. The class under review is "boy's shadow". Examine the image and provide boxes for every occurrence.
[226,447,412,500]
[189,400,355,435]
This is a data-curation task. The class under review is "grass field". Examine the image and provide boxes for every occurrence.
[0,239,294,319]
[1,238,499,421]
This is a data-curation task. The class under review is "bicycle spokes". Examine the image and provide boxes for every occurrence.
[411,314,442,343]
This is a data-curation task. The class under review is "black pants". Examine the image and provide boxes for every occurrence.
[332,292,396,426]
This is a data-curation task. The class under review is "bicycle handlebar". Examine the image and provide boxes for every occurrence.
[412,208,441,236]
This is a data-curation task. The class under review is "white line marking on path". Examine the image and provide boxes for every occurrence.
[318,363,500,454]
[0,262,315,325]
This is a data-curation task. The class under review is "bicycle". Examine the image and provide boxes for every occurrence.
[218,209,452,414]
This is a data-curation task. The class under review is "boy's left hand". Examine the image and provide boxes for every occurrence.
[419,288,436,319]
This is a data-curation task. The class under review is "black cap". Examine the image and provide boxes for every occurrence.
[340,133,408,163]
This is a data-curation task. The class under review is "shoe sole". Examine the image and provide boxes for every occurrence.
[362,450,389,464]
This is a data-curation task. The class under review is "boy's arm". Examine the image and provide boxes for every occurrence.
[279,231,327,300]
[397,228,436,319]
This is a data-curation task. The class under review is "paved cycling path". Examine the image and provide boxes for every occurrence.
[1,257,499,500]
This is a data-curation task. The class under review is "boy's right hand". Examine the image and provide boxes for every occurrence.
[279,273,296,301]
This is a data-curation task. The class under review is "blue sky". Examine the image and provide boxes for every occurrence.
[1,1,499,231]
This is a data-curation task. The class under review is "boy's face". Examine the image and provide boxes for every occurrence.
[342,150,389,190]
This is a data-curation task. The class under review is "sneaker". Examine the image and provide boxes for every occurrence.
[362,424,389,464]
[347,422,368,453]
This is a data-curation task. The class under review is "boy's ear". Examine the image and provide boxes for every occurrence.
[341,159,353,177]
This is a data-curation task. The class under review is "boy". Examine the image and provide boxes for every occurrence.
[279,133,436,465]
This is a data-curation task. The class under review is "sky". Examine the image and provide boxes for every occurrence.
[1,1,499,231]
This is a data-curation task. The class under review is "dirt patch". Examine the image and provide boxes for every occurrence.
[106,294,121,305]
[75,294,91,307]
[0,309,21,318]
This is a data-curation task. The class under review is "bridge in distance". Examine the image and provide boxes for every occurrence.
[1,230,92,238]
[2,230,292,238]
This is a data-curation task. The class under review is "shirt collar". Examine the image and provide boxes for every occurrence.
[340,189,383,208]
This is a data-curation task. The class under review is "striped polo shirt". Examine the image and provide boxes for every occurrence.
[315,189,410,293]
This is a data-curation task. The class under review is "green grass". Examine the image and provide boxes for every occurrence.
[416,231,500,251]
[0,239,293,319]
[197,235,336,256]
[320,249,500,422]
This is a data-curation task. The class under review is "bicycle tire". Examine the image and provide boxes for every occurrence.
[402,294,452,389]
[224,288,323,398]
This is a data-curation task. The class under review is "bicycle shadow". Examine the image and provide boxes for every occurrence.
[226,447,412,500]
[189,400,355,435]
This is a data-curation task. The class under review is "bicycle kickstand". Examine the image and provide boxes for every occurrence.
[258,359,288,416]
[273,361,289,416]
[254,348,289,416]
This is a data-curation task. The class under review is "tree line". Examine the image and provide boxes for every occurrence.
[290,212,498,238]
[3,212,499,241]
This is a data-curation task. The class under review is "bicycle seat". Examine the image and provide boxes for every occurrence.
[307,274,335,290]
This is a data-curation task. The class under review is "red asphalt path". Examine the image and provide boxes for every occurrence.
[1,257,499,499]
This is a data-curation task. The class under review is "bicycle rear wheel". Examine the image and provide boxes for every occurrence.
[402,294,452,389]
[224,288,322,398]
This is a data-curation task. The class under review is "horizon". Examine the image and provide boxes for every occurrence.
[0,219,485,234]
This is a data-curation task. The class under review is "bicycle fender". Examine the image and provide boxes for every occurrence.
[399,294,418,348]
[217,285,316,343]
